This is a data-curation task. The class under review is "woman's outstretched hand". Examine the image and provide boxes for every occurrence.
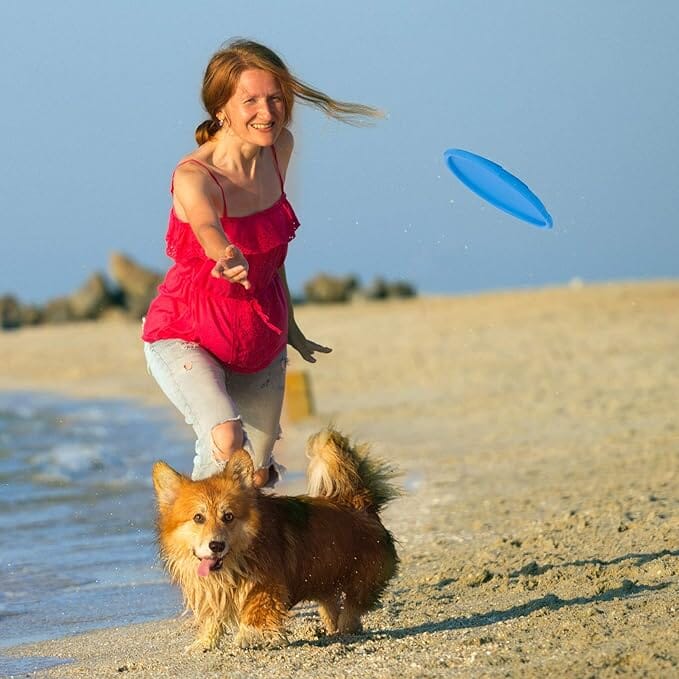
[211,244,251,290]
[287,323,332,363]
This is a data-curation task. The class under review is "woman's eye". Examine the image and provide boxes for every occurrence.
[193,513,205,524]
[222,511,234,523]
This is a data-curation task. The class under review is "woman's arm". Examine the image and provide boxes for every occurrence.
[172,163,250,288]
[279,264,332,363]
[276,133,330,361]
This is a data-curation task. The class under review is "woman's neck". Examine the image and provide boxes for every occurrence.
[210,132,263,179]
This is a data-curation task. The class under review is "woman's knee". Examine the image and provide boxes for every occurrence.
[211,420,244,461]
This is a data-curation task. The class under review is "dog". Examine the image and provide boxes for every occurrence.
[152,427,399,650]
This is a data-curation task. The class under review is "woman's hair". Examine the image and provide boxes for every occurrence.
[195,39,382,145]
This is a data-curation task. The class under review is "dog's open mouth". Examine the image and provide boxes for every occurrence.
[196,557,223,577]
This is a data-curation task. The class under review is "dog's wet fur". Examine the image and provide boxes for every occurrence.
[152,427,399,650]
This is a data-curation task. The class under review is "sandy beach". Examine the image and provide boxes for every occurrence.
[1,280,677,678]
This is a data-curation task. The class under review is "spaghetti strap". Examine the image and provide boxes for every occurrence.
[171,159,228,216]
[270,145,285,192]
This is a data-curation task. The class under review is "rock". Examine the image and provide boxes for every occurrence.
[386,280,417,298]
[0,295,22,329]
[109,252,162,318]
[2,295,46,329]
[69,273,114,320]
[19,304,43,326]
[42,297,75,324]
[359,278,417,300]
[303,274,358,304]
[361,277,389,300]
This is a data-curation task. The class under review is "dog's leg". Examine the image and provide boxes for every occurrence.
[336,604,363,635]
[318,599,340,635]
[184,617,225,653]
[235,585,289,648]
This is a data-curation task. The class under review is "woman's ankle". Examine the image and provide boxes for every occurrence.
[253,466,270,488]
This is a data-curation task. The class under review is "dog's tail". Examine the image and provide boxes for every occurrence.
[305,427,400,512]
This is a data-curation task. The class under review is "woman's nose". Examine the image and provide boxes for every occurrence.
[259,100,275,117]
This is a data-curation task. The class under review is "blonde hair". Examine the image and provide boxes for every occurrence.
[195,39,382,145]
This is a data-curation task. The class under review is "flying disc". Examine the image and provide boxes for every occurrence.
[444,149,553,228]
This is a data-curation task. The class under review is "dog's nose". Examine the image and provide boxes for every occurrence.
[209,540,225,553]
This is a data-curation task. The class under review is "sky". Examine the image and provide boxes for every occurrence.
[1,0,678,303]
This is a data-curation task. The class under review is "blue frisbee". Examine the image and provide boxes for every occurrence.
[444,148,553,228]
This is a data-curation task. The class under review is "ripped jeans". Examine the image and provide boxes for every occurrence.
[143,339,287,484]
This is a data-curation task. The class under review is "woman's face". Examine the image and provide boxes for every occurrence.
[220,69,286,146]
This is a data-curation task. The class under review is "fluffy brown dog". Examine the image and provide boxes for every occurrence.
[152,427,399,650]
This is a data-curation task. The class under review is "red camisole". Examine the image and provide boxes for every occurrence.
[141,147,300,373]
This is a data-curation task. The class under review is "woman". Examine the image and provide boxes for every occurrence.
[142,39,380,487]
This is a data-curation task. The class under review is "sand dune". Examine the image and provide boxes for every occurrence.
[1,280,677,678]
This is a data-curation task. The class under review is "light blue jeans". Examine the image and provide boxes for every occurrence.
[143,339,287,484]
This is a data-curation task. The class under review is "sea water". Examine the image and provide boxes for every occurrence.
[0,391,190,659]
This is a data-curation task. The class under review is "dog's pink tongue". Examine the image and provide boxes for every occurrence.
[197,558,217,577]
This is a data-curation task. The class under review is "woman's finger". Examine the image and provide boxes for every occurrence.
[307,341,332,353]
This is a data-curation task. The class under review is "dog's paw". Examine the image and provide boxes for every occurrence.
[184,631,224,654]
[235,624,287,649]
[183,639,213,655]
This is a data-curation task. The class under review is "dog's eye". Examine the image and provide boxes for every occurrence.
[193,513,205,524]
[222,511,234,523]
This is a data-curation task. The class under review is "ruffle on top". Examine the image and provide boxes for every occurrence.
[166,194,299,263]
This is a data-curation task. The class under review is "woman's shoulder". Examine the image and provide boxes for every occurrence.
[170,149,227,214]
[174,147,217,175]
[275,128,294,155]
[274,128,294,176]
[172,148,223,190]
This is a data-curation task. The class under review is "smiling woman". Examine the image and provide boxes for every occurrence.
[195,39,380,145]
[141,39,381,490]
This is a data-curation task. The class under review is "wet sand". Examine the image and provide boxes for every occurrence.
[1,280,677,678]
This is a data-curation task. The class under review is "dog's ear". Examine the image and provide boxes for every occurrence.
[152,461,185,509]
[227,449,254,488]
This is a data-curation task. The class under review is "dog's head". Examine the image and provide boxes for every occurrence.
[152,450,260,577]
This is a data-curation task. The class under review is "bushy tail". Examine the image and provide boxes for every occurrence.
[305,427,400,512]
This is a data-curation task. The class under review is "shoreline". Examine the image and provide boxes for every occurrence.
[1,280,677,678]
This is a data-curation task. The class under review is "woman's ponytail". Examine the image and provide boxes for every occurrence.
[195,119,221,146]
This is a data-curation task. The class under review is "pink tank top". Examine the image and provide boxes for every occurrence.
[142,147,300,373]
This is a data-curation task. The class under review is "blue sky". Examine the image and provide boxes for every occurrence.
[1,0,677,303]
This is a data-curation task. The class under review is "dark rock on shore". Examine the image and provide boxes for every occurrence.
[359,277,417,300]
[1,254,163,330]
[0,295,44,329]
[109,252,162,319]
[304,274,418,304]
[2,253,417,330]
[70,273,116,320]
[0,295,22,329]
[303,274,359,304]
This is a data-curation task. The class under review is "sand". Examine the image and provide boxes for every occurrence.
[1,280,677,678]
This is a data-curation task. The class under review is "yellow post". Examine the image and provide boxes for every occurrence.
[284,370,314,422]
